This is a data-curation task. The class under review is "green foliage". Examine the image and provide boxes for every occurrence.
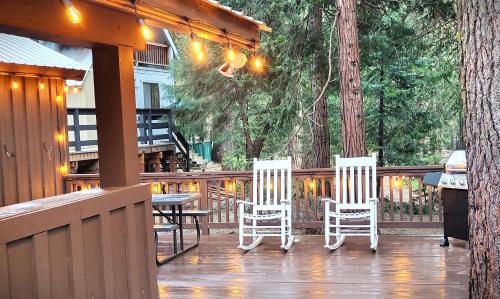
[167,0,461,169]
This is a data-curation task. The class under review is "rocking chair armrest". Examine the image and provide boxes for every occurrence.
[236,200,254,205]
[368,197,379,203]
[321,197,337,203]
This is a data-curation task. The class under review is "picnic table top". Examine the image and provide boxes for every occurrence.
[151,193,201,206]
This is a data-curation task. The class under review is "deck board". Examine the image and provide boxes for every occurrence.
[156,235,469,298]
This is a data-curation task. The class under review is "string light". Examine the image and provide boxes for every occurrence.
[11,81,18,89]
[72,86,79,93]
[57,133,65,142]
[39,83,45,90]
[252,56,265,72]
[59,164,68,175]
[196,51,204,62]
[63,85,69,92]
[227,47,236,62]
[56,95,62,103]
[62,0,82,24]
[138,19,153,41]
[191,33,202,53]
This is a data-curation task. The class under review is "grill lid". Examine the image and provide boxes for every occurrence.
[445,150,466,173]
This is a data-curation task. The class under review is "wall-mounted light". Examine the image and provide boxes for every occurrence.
[138,18,153,41]
[62,0,83,24]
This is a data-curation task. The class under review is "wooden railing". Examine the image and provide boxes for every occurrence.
[0,184,158,298]
[67,108,174,151]
[134,42,169,67]
[64,166,444,233]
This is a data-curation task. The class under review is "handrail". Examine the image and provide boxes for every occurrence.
[64,165,444,181]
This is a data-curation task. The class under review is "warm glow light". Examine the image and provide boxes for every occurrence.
[227,48,236,61]
[309,179,316,189]
[151,182,161,194]
[226,180,235,192]
[191,38,202,53]
[72,86,79,93]
[39,83,45,90]
[11,81,18,89]
[252,56,265,72]
[196,51,204,62]
[138,19,154,41]
[59,164,68,175]
[56,95,62,103]
[62,0,83,24]
[57,133,65,142]
[189,182,198,192]
[64,85,69,92]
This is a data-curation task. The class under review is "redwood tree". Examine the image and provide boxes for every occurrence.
[336,0,367,157]
[310,2,331,168]
[458,0,500,297]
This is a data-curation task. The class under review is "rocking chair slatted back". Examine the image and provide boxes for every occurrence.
[253,157,292,211]
[335,154,377,209]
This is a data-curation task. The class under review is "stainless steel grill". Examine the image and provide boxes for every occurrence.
[423,150,469,246]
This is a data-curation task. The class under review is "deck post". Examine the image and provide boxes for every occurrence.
[200,179,210,235]
[92,45,139,187]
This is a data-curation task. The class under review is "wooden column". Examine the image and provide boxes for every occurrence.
[93,45,139,187]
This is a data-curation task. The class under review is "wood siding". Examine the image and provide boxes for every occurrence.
[0,184,158,299]
[0,74,68,207]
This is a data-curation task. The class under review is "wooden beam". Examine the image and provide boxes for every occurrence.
[93,45,139,187]
[0,0,144,49]
[0,63,85,81]
[92,0,263,50]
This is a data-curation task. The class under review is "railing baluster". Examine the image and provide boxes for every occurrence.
[379,176,385,221]
[216,181,221,223]
[409,176,413,222]
[303,178,309,221]
[295,178,300,221]
[418,177,423,222]
[428,185,433,221]
[389,176,394,221]
[399,175,403,221]
[312,178,318,221]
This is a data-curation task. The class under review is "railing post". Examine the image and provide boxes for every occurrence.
[137,110,146,145]
[73,108,81,152]
[167,109,173,142]
[200,179,209,235]
[147,109,153,145]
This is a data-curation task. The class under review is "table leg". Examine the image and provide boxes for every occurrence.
[178,204,184,251]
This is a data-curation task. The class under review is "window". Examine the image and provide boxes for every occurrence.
[143,82,160,109]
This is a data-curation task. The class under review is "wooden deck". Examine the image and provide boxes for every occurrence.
[157,234,469,298]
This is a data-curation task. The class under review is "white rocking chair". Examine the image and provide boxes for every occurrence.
[322,154,379,251]
[238,157,294,251]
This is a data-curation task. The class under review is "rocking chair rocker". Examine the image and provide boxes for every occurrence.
[238,157,294,251]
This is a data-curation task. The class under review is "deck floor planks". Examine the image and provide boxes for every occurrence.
[157,235,468,298]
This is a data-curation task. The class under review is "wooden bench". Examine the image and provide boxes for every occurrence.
[153,223,179,265]
[153,210,212,242]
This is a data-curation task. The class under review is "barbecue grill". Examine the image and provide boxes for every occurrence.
[422,150,469,246]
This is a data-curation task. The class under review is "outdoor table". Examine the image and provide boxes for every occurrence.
[152,193,200,264]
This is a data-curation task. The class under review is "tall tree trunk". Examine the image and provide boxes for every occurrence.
[377,65,385,166]
[310,2,331,168]
[336,0,368,157]
[459,1,500,297]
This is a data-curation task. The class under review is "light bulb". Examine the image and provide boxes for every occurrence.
[253,56,265,72]
[11,81,18,89]
[59,164,68,175]
[73,86,79,93]
[39,83,45,90]
[62,0,82,24]
[196,51,204,62]
[57,133,64,142]
[138,19,153,41]
[192,39,202,53]
[64,85,69,92]
[227,48,236,61]
[56,95,62,103]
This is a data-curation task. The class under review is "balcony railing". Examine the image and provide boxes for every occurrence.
[134,42,169,67]
[64,165,445,233]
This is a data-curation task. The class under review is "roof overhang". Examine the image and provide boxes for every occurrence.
[90,0,270,50]
[0,0,269,51]
[0,62,85,80]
